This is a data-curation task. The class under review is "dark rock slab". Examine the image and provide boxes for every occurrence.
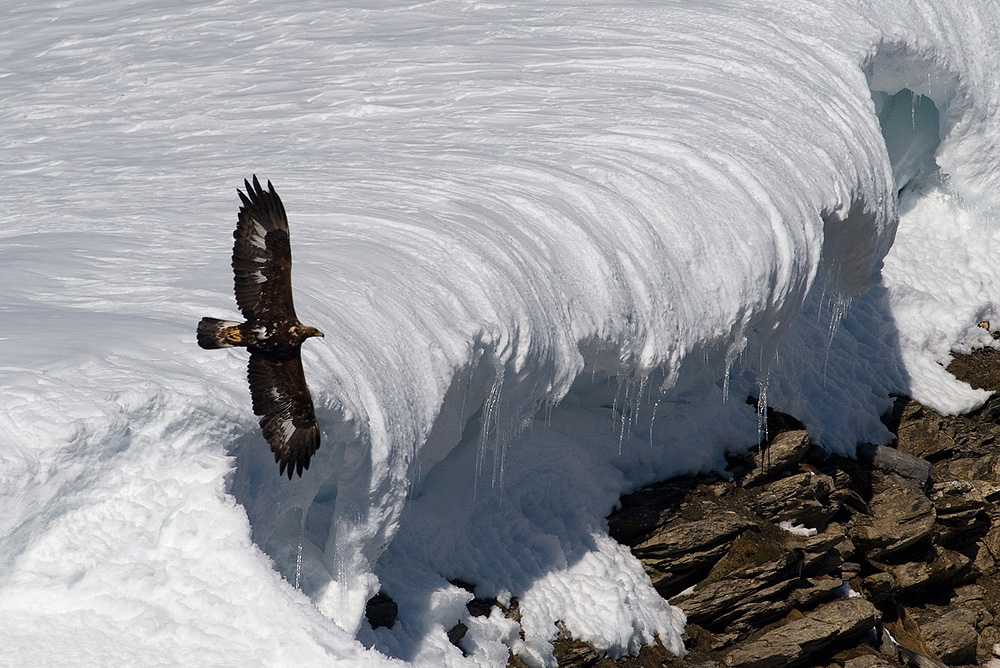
[849,478,935,559]
[634,512,754,559]
[743,430,811,487]
[911,606,979,665]
[608,480,697,546]
[634,512,755,597]
[675,573,800,633]
[753,472,837,528]
[930,480,991,545]
[841,656,900,668]
[675,545,843,636]
[858,572,897,603]
[894,409,960,464]
[787,576,843,609]
[722,598,879,668]
[856,443,932,485]
[889,547,972,595]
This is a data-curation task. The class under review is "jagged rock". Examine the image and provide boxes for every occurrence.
[634,512,755,597]
[910,606,978,665]
[889,547,972,595]
[895,405,960,463]
[787,577,843,609]
[841,559,861,577]
[946,346,1000,392]
[831,487,871,516]
[609,481,697,546]
[858,572,896,603]
[365,591,398,630]
[551,624,606,668]
[979,626,1000,667]
[930,480,991,545]
[841,656,899,668]
[978,525,1000,566]
[605,354,1000,668]
[880,628,949,668]
[955,582,987,604]
[674,569,800,635]
[934,452,1000,488]
[722,598,879,668]
[792,526,850,576]
[743,430,811,487]
[674,534,844,637]
[932,479,989,512]
[856,443,932,485]
[849,477,935,559]
[753,472,838,529]
[975,539,998,577]
[448,622,469,655]
[615,642,684,668]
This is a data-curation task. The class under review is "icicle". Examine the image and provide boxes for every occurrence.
[722,336,747,403]
[618,375,630,455]
[608,374,617,410]
[294,508,306,590]
[459,356,477,440]
[634,374,648,427]
[756,379,769,447]
[823,294,852,382]
[493,433,508,497]
[649,389,663,444]
[475,365,504,499]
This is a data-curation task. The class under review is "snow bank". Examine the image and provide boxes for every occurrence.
[1,1,999,666]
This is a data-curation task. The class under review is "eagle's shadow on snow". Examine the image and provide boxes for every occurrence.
[224,406,357,599]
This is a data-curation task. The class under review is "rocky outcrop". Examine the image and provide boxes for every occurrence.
[585,348,1000,667]
[723,598,880,668]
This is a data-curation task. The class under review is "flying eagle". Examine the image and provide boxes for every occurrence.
[197,176,324,479]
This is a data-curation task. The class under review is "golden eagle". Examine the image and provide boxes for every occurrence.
[197,176,324,479]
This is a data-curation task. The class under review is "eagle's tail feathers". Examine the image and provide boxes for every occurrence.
[197,318,244,349]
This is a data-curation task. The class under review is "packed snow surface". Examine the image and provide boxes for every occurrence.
[2,1,999,666]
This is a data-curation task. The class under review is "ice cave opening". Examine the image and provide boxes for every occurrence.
[872,87,941,196]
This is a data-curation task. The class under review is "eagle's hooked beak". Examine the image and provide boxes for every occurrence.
[314,329,325,338]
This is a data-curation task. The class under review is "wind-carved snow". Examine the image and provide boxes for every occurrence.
[1,2,1000,667]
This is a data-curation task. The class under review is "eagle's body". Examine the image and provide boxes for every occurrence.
[197,176,323,479]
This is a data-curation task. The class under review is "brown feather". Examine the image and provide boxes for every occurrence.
[248,352,320,479]
[198,176,323,479]
[232,176,297,322]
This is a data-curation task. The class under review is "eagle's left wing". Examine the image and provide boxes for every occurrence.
[232,176,297,322]
[247,351,320,479]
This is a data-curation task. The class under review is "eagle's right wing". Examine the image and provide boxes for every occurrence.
[232,176,297,322]
[247,351,320,479]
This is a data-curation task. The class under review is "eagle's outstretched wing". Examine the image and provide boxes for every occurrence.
[232,176,296,322]
[247,352,320,479]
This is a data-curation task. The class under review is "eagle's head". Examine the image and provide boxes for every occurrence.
[303,326,324,339]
